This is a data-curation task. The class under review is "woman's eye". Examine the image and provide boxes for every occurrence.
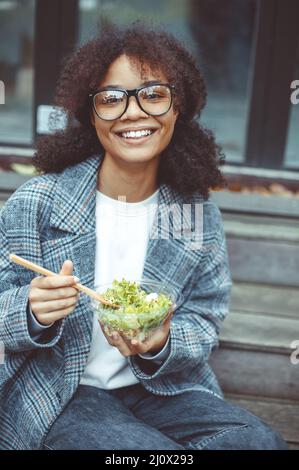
[102,97,120,104]
[145,93,161,100]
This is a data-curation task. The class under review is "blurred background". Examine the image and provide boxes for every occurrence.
[0,0,298,448]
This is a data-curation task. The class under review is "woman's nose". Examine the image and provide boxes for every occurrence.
[120,96,149,120]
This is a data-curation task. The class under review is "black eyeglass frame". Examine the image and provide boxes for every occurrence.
[89,83,176,121]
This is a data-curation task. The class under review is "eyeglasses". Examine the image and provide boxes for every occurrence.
[89,83,175,121]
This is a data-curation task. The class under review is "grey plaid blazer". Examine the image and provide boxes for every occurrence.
[0,153,232,449]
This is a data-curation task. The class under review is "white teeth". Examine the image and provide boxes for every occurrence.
[120,129,154,139]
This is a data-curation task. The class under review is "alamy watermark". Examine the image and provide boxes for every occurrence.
[113,197,204,252]
[0,80,4,104]
[290,80,299,105]
[290,340,299,365]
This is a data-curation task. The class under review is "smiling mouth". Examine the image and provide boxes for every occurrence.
[115,129,158,143]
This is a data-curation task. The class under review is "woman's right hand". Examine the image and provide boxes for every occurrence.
[28,260,79,326]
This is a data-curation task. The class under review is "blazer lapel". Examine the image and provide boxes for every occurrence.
[49,154,103,235]
[142,183,204,300]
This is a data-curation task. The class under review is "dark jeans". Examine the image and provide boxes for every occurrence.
[43,383,288,450]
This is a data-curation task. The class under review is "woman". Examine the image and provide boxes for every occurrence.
[0,21,287,450]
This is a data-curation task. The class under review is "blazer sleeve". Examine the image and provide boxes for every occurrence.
[128,205,232,380]
[0,191,65,353]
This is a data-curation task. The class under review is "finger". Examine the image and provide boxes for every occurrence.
[31,295,78,314]
[99,324,133,357]
[31,274,77,289]
[130,328,169,354]
[35,305,78,325]
[109,332,133,357]
[129,337,154,354]
[29,286,78,302]
[59,259,73,276]
[114,331,150,355]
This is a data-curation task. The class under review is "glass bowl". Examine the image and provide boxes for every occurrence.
[89,279,183,341]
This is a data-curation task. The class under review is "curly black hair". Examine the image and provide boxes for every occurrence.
[32,20,226,199]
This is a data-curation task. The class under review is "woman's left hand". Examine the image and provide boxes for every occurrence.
[99,311,173,357]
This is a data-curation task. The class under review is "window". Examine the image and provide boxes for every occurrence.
[0,0,35,145]
[190,0,257,163]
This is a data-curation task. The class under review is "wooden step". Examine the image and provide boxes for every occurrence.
[210,347,299,401]
[209,311,299,400]
[226,232,299,287]
[218,311,299,353]
[212,190,299,218]
[225,393,299,448]
[220,208,299,286]
[223,211,299,228]
[230,281,299,319]
[223,211,299,229]
[223,215,299,243]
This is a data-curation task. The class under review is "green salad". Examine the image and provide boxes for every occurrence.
[97,279,173,340]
